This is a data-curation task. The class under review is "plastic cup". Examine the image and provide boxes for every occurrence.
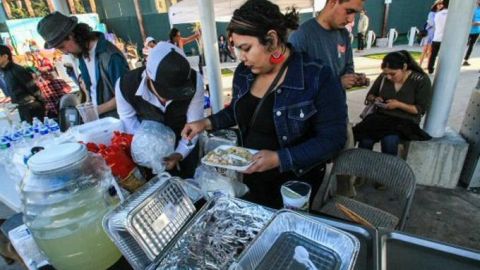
[76,102,99,123]
[280,181,311,211]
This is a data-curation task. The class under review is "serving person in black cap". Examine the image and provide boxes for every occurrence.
[115,42,204,178]
[37,12,129,118]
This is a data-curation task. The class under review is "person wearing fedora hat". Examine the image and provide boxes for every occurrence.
[115,42,204,178]
[37,12,129,118]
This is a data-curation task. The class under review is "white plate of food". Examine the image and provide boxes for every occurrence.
[201,145,258,172]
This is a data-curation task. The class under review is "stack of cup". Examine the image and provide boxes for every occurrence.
[280,181,312,211]
[76,102,99,123]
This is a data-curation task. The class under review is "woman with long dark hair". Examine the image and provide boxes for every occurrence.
[182,0,347,208]
[353,50,432,155]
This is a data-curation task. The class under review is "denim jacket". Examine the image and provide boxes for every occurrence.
[210,50,347,176]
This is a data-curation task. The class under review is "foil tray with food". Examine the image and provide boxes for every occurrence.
[152,196,273,270]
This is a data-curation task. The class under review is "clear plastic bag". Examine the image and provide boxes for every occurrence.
[193,165,249,198]
[204,129,238,155]
[131,121,176,174]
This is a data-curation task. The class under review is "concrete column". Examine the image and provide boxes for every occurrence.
[424,0,476,137]
[197,0,223,113]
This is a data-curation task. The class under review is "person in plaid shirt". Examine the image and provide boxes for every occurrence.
[30,70,71,118]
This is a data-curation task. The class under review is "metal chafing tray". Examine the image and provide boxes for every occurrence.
[151,196,274,269]
[103,175,274,270]
[233,210,360,270]
[103,175,196,270]
[309,214,378,270]
[378,230,480,270]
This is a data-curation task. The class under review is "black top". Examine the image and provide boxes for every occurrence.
[235,90,324,209]
[119,67,193,141]
[366,72,432,124]
[236,91,279,150]
[1,62,44,105]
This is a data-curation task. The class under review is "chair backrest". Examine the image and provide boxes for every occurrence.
[330,148,415,198]
[322,148,416,230]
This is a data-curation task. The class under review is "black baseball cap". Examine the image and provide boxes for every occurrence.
[146,42,196,100]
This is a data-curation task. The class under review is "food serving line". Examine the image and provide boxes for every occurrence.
[0,117,479,270]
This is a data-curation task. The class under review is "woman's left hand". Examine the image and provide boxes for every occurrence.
[244,150,280,174]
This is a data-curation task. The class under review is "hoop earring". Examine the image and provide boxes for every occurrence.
[269,49,285,64]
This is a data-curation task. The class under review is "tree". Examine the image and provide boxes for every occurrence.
[74,0,85,13]
[31,0,49,17]
[8,0,27,19]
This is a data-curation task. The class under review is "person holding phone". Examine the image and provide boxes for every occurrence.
[353,51,432,156]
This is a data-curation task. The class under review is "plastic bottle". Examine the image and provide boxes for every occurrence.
[0,140,21,181]
[46,118,61,137]
[2,129,11,142]
[9,124,23,144]
[32,117,41,133]
[38,123,49,137]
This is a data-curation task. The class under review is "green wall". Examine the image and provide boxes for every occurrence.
[94,0,438,52]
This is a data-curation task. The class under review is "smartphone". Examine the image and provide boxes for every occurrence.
[375,101,388,109]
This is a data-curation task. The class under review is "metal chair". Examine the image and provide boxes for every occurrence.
[318,148,416,230]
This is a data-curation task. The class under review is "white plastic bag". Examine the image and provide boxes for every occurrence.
[131,121,176,174]
[193,165,249,198]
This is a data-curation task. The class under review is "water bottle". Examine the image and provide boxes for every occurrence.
[10,124,23,143]
[2,129,11,142]
[46,118,60,137]
[204,94,211,109]
[0,141,14,176]
[21,121,33,132]
[32,117,41,133]
[38,123,49,136]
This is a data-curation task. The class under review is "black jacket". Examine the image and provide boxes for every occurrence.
[1,62,44,106]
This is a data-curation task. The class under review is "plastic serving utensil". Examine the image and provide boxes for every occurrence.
[293,246,318,270]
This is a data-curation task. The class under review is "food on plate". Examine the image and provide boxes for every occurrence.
[204,146,254,167]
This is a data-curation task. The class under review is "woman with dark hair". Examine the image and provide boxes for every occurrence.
[353,50,432,156]
[168,27,200,50]
[182,0,347,208]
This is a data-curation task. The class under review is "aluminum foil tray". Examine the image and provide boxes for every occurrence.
[152,196,274,270]
[256,232,341,270]
[233,210,360,270]
[103,175,196,270]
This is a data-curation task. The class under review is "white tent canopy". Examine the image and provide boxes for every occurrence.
[169,0,325,25]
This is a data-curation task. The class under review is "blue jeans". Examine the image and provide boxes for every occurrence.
[358,135,400,156]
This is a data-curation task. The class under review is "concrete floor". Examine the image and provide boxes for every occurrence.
[1,44,480,268]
